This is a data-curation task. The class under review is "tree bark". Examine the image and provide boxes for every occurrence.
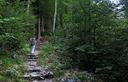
[40,16,45,34]
[59,0,66,36]
[52,0,57,33]
[93,26,96,51]
[38,16,41,40]
[27,0,31,15]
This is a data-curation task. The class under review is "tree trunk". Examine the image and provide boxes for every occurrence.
[27,0,31,15]
[38,16,41,40]
[88,0,91,46]
[93,26,96,51]
[40,16,45,34]
[52,0,57,33]
[59,0,65,36]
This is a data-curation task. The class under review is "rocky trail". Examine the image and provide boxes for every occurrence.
[23,41,54,82]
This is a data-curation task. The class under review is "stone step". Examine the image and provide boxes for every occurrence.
[24,49,54,81]
[25,66,42,72]
[25,59,38,61]
[32,79,53,82]
[26,57,38,60]
[24,72,45,80]
[25,61,37,66]
[27,57,38,60]
[26,55,38,59]
[27,54,38,56]
[24,71,54,79]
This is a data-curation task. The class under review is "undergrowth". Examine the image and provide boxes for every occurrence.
[0,43,29,82]
[39,41,102,82]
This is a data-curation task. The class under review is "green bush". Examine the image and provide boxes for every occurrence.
[0,0,35,55]
[0,34,21,54]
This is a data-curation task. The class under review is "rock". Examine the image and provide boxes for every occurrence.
[25,61,37,66]
[27,54,38,59]
[24,72,45,80]
[59,77,81,82]
[25,66,42,72]
[41,71,54,79]
[25,59,38,61]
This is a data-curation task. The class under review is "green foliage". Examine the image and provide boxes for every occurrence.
[32,0,54,34]
[0,34,21,54]
[52,0,128,82]
[39,41,64,78]
[3,65,25,82]
[0,0,34,81]
[0,54,25,82]
[1,0,128,81]
[5,65,19,78]
[39,41,99,82]
[0,0,35,55]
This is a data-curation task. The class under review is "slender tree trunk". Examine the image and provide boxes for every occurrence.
[52,0,57,33]
[93,26,96,51]
[38,16,41,40]
[27,0,31,15]
[41,16,45,34]
[59,0,65,36]
[59,0,63,29]
[88,0,92,46]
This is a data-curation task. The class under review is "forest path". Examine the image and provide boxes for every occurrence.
[23,39,53,82]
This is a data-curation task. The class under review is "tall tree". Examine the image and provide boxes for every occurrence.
[52,0,57,33]
[59,0,66,36]
[27,0,31,15]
